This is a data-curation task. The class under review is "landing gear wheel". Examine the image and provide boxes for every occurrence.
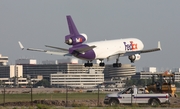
[84,63,93,67]
[99,63,105,67]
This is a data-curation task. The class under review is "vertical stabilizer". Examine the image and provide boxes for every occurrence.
[65,15,87,46]
[66,15,79,35]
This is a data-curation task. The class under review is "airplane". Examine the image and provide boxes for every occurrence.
[19,15,161,67]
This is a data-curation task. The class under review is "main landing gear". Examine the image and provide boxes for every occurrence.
[99,59,105,67]
[113,58,122,67]
[84,58,122,67]
[84,61,93,67]
[84,60,105,67]
[99,62,105,67]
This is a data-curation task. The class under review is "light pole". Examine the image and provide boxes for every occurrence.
[27,75,33,106]
[97,86,99,106]
[3,85,5,106]
[66,84,68,107]
[30,77,33,106]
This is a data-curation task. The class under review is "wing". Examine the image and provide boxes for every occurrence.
[46,45,96,53]
[107,41,161,59]
[139,41,161,54]
[18,41,71,56]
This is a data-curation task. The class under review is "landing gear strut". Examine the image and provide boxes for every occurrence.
[113,58,121,67]
[99,59,105,67]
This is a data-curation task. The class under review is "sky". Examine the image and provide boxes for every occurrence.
[0,0,180,71]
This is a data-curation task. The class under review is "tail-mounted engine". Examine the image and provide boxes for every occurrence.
[128,54,141,63]
[65,33,88,45]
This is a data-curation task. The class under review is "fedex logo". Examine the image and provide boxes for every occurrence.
[124,41,138,51]
[76,38,83,43]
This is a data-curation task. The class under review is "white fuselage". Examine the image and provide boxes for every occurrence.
[86,38,144,59]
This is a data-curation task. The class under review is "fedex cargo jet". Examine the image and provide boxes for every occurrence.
[19,15,161,67]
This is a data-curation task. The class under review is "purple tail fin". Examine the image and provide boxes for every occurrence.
[66,15,79,35]
[65,16,87,46]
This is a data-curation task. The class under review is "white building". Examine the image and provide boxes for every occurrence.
[10,65,23,78]
[50,69,104,88]
[0,65,23,78]
[143,67,156,73]
[0,54,8,65]
[42,60,58,65]
[0,65,42,87]
[15,59,37,65]
[173,72,180,82]
[57,58,78,64]
[42,58,79,64]
[172,68,180,72]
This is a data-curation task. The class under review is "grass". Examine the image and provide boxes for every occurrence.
[0,92,107,103]
[0,91,179,108]
[0,106,156,109]
[1,92,179,103]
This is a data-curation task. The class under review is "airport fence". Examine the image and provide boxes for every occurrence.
[0,86,114,107]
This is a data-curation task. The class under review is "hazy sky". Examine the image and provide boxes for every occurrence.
[0,0,180,70]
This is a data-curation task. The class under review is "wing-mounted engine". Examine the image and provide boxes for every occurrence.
[128,54,141,63]
[65,33,88,45]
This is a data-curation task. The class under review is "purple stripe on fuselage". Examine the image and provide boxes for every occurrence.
[69,44,96,60]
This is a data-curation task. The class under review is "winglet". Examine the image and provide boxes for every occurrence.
[18,41,24,50]
[158,41,162,50]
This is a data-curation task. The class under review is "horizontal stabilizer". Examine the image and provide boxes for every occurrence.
[45,45,69,51]
[46,51,71,56]
[76,45,96,53]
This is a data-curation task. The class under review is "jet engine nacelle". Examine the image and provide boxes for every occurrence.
[65,33,88,45]
[128,54,141,63]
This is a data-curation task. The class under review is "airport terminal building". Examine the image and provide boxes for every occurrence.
[0,57,138,87]
[0,58,106,88]
[2,57,180,88]
[50,70,104,88]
